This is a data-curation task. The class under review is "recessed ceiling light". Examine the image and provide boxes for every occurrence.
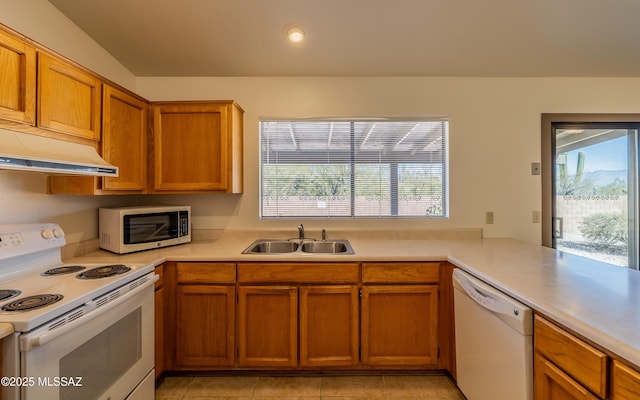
[287,27,305,43]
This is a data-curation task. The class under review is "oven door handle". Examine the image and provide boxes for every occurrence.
[20,274,159,352]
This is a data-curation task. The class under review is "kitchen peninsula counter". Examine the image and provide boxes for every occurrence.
[68,233,640,369]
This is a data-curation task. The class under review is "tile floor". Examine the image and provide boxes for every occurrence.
[155,374,466,399]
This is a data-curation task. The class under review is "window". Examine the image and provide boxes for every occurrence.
[542,114,640,270]
[260,119,449,218]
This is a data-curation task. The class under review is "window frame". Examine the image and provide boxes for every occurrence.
[259,117,450,219]
[541,113,640,270]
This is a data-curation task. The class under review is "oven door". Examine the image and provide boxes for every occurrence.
[19,276,155,400]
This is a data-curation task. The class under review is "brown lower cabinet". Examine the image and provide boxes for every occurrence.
[154,266,164,379]
[157,261,640,399]
[361,285,439,366]
[534,352,600,400]
[236,262,360,369]
[172,263,236,370]
[534,315,607,399]
[299,285,359,367]
[237,285,298,367]
[236,284,361,368]
[533,314,640,400]
[157,261,451,374]
[176,285,235,367]
[611,360,640,400]
[361,262,440,367]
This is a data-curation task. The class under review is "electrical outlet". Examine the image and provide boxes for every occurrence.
[485,211,494,224]
[532,210,541,223]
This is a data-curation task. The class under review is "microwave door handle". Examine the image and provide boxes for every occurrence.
[20,274,159,352]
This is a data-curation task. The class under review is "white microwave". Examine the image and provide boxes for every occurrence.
[99,206,191,254]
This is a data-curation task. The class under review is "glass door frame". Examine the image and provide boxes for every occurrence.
[541,113,640,269]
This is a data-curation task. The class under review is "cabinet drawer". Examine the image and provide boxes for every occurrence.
[177,263,236,284]
[237,263,359,284]
[362,262,439,283]
[612,360,640,400]
[534,315,607,398]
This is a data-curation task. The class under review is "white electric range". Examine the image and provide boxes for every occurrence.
[0,223,157,400]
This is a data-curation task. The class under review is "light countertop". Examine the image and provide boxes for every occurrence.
[69,233,640,368]
[0,323,13,339]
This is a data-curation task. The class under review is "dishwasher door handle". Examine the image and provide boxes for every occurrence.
[459,276,512,316]
[453,269,533,334]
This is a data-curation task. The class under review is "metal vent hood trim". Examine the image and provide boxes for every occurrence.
[0,128,118,177]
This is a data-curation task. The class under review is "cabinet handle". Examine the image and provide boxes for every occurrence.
[553,217,563,239]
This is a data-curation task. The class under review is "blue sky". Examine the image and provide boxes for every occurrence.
[565,136,628,172]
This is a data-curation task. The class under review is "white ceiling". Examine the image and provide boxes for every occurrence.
[48,0,640,77]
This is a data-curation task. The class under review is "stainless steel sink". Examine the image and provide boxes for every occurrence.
[301,240,353,254]
[241,239,354,255]
[241,240,299,254]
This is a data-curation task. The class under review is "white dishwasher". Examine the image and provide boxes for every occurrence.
[453,269,533,400]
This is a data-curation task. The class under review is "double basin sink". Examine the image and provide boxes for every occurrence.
[242,239,354,255]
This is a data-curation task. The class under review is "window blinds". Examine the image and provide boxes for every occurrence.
[260,119,448,218]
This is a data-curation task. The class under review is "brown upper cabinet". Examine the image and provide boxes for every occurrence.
[0,24,245,195]
[37,52,101,142]
[0,29,36,125]
[48,84,149,194]
[100,85,148,192]
[150,101,243,193]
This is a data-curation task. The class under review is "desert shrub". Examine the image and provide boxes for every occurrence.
[579,212,628,247]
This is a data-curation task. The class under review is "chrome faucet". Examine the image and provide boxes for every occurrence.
[321,228,326,241]
[298,224,304,240]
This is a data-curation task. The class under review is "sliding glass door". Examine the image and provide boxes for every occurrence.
[550,122,638,269]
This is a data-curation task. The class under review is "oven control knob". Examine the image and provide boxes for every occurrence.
[41,229,54,239]
[53,228,64,238]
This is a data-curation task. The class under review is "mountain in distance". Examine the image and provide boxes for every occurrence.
[584,169,627,187]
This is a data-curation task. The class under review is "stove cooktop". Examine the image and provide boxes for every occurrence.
[0,223,156,332]
[0,261,153,332]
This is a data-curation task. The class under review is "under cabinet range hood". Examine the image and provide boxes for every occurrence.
[0,128,118,177]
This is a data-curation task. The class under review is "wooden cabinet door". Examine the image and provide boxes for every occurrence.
[175,285,235,368]
[361,285,439,366]
[101,85,148,192]
[151,102,231,192]
[237,286,297,367]
[611,360,640,400]
[38,52,101,141]
[534,315,607,398]
[299,285,359,367]
[0,29,35,124]
[534,353,599,400]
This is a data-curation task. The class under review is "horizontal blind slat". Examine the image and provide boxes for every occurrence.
[261,119,448,218]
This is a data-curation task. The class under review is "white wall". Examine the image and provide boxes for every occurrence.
[0,171,144,243]
[2,1,640,245]
[136,76,640,244]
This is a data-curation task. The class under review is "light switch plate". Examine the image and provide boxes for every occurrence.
[531,162,541,175]
[485,211,494,224]
[532,210,541,223]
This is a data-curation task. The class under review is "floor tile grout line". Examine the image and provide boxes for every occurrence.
[157,373,463,399]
